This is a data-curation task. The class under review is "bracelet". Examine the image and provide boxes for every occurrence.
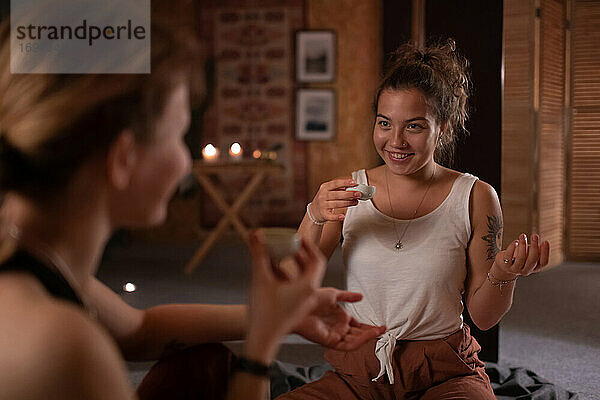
[486,271,518,294]
[306,202,326,226]
[232,356,272,377]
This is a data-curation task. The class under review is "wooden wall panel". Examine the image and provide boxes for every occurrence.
[306,0,382,197]
[504,0,569,266]
[502,0,536,246]
[538,0,566,266]
[568,0,600,260]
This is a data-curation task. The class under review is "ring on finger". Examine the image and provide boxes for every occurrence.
[503,257,515,265]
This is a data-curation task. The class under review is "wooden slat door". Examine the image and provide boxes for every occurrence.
[502,0,537,247]
[568,0,600,260]
[538,0,566,266]
[503,0,567,266]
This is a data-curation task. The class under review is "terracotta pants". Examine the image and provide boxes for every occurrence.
[276,325,495,400]
[136,343,234,400]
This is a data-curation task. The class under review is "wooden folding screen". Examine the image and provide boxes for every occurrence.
[538,0,567,266]
[503,0,541,252]
[503,0,568,266]
[568,0,600,260]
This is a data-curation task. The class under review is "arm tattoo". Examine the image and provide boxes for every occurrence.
[481,215,503,260]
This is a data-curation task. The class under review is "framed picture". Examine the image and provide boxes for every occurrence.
[296,30,335,82]
[296,89,336,141]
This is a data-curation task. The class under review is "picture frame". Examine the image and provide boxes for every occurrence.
[295,30,335,82]
[296,89,336,141]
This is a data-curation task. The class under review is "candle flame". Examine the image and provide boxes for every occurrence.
[203,144,217,156]
[230,142,242,155]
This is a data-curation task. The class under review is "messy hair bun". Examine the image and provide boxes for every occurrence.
[374,39,471,166]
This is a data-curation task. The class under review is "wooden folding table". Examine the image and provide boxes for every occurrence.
[184,159,284,274]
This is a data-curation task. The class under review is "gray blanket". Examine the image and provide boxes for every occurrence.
[270,361,580,399]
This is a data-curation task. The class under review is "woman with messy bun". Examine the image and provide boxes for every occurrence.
[284,40,551,398]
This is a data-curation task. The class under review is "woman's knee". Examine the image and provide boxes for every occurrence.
[137,343,234,400]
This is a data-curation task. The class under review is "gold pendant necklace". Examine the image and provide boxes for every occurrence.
[385,165,436,251]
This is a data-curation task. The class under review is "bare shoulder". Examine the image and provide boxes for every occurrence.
[436,165,463,184]
[0,275,134,399]
[469,179,501,213]
[467,179,503,249]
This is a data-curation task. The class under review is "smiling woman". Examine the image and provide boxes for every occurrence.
[373,89,438,176]
[289,40,551,399]
[373,41,471,168]
[0,2,386,399]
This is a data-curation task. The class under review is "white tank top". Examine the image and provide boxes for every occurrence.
[342,169,478,383]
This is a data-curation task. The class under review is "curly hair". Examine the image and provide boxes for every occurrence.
[374,39,471,166]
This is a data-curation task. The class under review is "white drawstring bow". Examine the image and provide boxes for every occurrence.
[372,329,400,383]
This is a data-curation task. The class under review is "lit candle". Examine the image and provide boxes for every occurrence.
[202,144,219,163]
[252,149,262,159]
[229,142,243,161]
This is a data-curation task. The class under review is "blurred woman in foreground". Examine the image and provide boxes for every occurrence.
[0,5,383,399]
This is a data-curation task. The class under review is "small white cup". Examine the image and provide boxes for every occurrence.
[346,184,376,200]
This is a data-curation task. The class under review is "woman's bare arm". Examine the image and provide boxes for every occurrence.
[465,181,550,330]
[87,277,247,361]
[88,276,383,362]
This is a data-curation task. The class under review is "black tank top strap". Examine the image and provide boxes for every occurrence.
[0,250,83,307]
